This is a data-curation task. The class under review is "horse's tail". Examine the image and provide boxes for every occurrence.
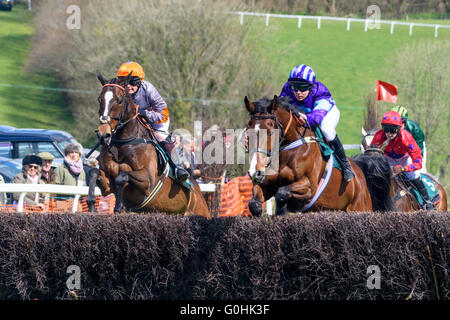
[352,154,394,212]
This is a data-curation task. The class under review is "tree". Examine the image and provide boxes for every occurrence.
[386,40,450,190]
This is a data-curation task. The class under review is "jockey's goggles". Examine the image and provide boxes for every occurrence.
[290,82,312,92]
[118,76,141,86]
[129,77,141,86]
[382,125,400,134]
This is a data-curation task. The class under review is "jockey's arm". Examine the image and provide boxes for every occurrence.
[403,136,423,172]
[306,99,332,127]
[142,83,168,123]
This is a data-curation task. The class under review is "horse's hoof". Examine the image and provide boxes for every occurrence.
[248,199,262,217]
[275,204,288,216]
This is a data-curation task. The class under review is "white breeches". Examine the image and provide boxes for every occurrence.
[417,142,427,174]
[152,118,170,142]
[386,155,420,180]
[320,106,340,142]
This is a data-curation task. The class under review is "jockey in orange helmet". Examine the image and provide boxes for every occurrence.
[117,61,189,182]
[370,111,435,210]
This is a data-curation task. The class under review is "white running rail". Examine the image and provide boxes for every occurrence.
[232,11,450,37]
[0,183,216,213]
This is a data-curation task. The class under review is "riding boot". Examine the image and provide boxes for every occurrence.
[329,135,355,182]
[410,177,435,210]
[160,141,190,182]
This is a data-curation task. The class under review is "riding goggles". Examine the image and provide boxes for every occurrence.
[382,125,400,134]
[129,77,141,86]
[118,76,141,86]
[290,82,312,92]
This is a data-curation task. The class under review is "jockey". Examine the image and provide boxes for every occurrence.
[392,105,427,173]
[370,111,435,210]
[280,64,355,181]
[116,61,189,182]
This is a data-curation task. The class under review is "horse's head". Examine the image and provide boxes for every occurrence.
[244,95,301,184]
[361,127,384,155]
[96,70,136,146]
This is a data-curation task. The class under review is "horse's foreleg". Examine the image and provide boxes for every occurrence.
[87,168,100,213]
[249,185,265,217]
[114,172,129,214]
[275,177,312,215]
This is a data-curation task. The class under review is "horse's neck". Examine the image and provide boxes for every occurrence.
[115,117,149,141]
[285,122,315,145]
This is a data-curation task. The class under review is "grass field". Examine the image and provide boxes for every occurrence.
[245,15,450,154]
[0,4,73,131]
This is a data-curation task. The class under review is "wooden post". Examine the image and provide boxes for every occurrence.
[374,81,378,123]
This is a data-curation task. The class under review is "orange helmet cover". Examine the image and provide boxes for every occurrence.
[117,61,145,80]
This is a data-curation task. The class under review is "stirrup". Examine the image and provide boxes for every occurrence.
[175,167,189,182]
[423,201,435,211]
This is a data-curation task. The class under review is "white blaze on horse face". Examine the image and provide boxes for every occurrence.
[103,91,113,117]
[248,124,260,177]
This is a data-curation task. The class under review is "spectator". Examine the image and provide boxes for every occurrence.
[173,134,181,150]
[175,137,196,175]
[12,154,48,209]
[55,142,86,186]
[37,151,56,183]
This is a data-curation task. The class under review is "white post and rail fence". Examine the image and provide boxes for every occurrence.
[0,183,217,213]
[233,11,450,38]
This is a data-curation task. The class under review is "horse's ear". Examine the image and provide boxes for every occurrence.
[362,127,367,136]
[244,96,254,113]
[271,95,278,113]
[97,70,107,86]
[125,71,133,84]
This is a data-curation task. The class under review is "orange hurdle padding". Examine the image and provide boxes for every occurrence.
[218,175,254,217]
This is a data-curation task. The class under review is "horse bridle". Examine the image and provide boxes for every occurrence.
[248,107,306,158]
[100,83,138,136]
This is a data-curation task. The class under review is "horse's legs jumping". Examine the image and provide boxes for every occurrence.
[87,168,100,213]
[114,172,129,213]
[274,186,290,215]
[249,185,265,217]
[274,177,312,215]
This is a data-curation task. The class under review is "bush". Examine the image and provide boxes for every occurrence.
[0,211,448,300]
[27,0,273,145]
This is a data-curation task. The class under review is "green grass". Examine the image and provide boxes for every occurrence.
[245,16,450,154]
[0,4,73,131]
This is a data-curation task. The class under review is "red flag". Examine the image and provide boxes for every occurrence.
[376,80,398,103]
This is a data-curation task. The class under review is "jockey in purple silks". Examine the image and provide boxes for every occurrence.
[280,64,355,181]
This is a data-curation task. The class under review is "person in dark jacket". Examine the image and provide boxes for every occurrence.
[37,151,56,183]
[12,154,48,208]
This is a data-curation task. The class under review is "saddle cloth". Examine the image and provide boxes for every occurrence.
[313,126,342,172]
[153,140,194,191]
[410,174,441,205]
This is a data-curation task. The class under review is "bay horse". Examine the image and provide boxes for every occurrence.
[244,96,393,215]
[360,129,448,211]
[86,71,210,217]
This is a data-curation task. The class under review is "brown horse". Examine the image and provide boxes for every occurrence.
[86,71,210,217]
[360,131,448,211]
[244,96,393,215]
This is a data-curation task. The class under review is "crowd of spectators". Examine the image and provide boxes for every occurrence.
[3,142,99,206]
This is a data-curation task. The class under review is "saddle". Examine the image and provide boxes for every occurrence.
[281,104,342,171]
[137,115,194,191]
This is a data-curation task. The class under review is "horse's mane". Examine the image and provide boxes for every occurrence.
[253,96,292,114]
[352,153,394,212]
